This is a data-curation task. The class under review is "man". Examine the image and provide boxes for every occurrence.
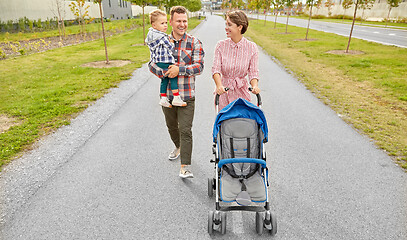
[149,6,205,178]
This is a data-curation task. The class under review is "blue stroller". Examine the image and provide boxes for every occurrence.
[207,93,277,236]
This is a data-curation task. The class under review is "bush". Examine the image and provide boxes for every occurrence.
[6,20,14,32]
[35,18,42,29]
[28,19,33,32]
[395,18,407,24]
[18,18,25,32]
[0,48,6,59]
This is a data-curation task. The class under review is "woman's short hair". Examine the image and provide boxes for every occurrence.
[226,10,249,34]
[149,9,166,24]
[170,6,188,18]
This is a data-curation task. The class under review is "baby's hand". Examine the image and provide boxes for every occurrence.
[169,37,174,43]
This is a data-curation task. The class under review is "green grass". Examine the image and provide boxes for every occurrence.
[0,18,148,42]
[292,15,407,29]
[246,20,407,169]
[0,18,202,169]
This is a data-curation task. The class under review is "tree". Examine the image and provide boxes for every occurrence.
[69,0,93,38]
[283,0,297,33]
[341,0,353,22]
[305,0,315,40]
[50,0,66,41]
[386,0,402,27]
[129,0,152,46]
[262,0,273,26]
[358,0,374,25]
[314,0,322,15]
[248,0,263,21]
[93,0,109,64]
[159,0,184,13]
[324,0,335,17]
[346,0,361,53]
[185,0,202,12]
[271,0,284,29]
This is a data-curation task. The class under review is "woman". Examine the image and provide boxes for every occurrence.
[212,10,260,110]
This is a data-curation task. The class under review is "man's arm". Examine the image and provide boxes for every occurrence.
[148,61,164,79]
[178,38,204,77]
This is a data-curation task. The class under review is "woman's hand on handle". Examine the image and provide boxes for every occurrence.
[215,85,228,95]
[250,86,260,94]
[250,78,260,94]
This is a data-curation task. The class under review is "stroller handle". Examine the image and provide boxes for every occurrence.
[215,87,262,107]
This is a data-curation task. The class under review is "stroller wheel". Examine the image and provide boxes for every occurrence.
[207,178,214,197]
[208,211,214,234]
[269,211,277,236]
[220,211,227,234]
[255,211,265,235]
[265,211,277,236]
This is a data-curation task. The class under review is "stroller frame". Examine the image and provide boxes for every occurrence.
[207,92,277,236]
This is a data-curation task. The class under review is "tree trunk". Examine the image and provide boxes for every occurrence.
[264,10,267,26]
[274,10,278,29]
[360,8,365,25]
[306,5,313,40]
[386,7,392,27]
[56,3,62,41]
[346,2,358,53]
[143,5,146,46]
[286,12,289,33]
[62,17,66,38]
[99,3,109,64]
[343,9,346,22]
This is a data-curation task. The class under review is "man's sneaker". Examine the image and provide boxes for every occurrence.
[179,166,194,178]
[172,95,187,107]
[159,97,172,108]
[168,147,180,160]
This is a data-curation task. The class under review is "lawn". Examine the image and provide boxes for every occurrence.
[246,20,407,169]
[0,18,147,42]
[0,18,202,169]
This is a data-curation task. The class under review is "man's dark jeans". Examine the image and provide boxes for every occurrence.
[162,98,195,165]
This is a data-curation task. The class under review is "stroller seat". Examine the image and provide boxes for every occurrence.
[218,118,267,203]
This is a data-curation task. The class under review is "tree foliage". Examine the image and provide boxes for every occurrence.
[185,0,202,12]
[69,0,93,37]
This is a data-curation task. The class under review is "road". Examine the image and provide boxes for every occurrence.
[249,14,407,48]
[1,14,407,239]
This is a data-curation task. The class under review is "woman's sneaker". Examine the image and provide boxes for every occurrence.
[159,97,172,108]
[179,166,193,178]
[172,95,187,107]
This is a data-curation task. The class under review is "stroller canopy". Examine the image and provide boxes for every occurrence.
[213,98,268,143]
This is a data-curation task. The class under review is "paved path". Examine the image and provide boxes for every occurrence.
[249,14,407,48]
[1,14,406,239]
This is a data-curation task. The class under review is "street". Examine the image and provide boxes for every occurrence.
[1,14,406,239]
[248,14,407,48]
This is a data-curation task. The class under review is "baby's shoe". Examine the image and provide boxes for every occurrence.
[159,97,172,108]
[172,95,187,107]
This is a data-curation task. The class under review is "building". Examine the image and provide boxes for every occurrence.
[308,0,407,21]
[0,0,132,22]
[103,0,132,20]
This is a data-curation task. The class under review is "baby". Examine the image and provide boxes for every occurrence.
[145,9,186,107]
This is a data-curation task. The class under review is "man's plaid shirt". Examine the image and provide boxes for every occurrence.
[149,32,205,101]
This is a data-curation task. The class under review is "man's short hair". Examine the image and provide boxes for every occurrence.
[149,9,167,24]
[226,10,249,34]
[170,6,188,19]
